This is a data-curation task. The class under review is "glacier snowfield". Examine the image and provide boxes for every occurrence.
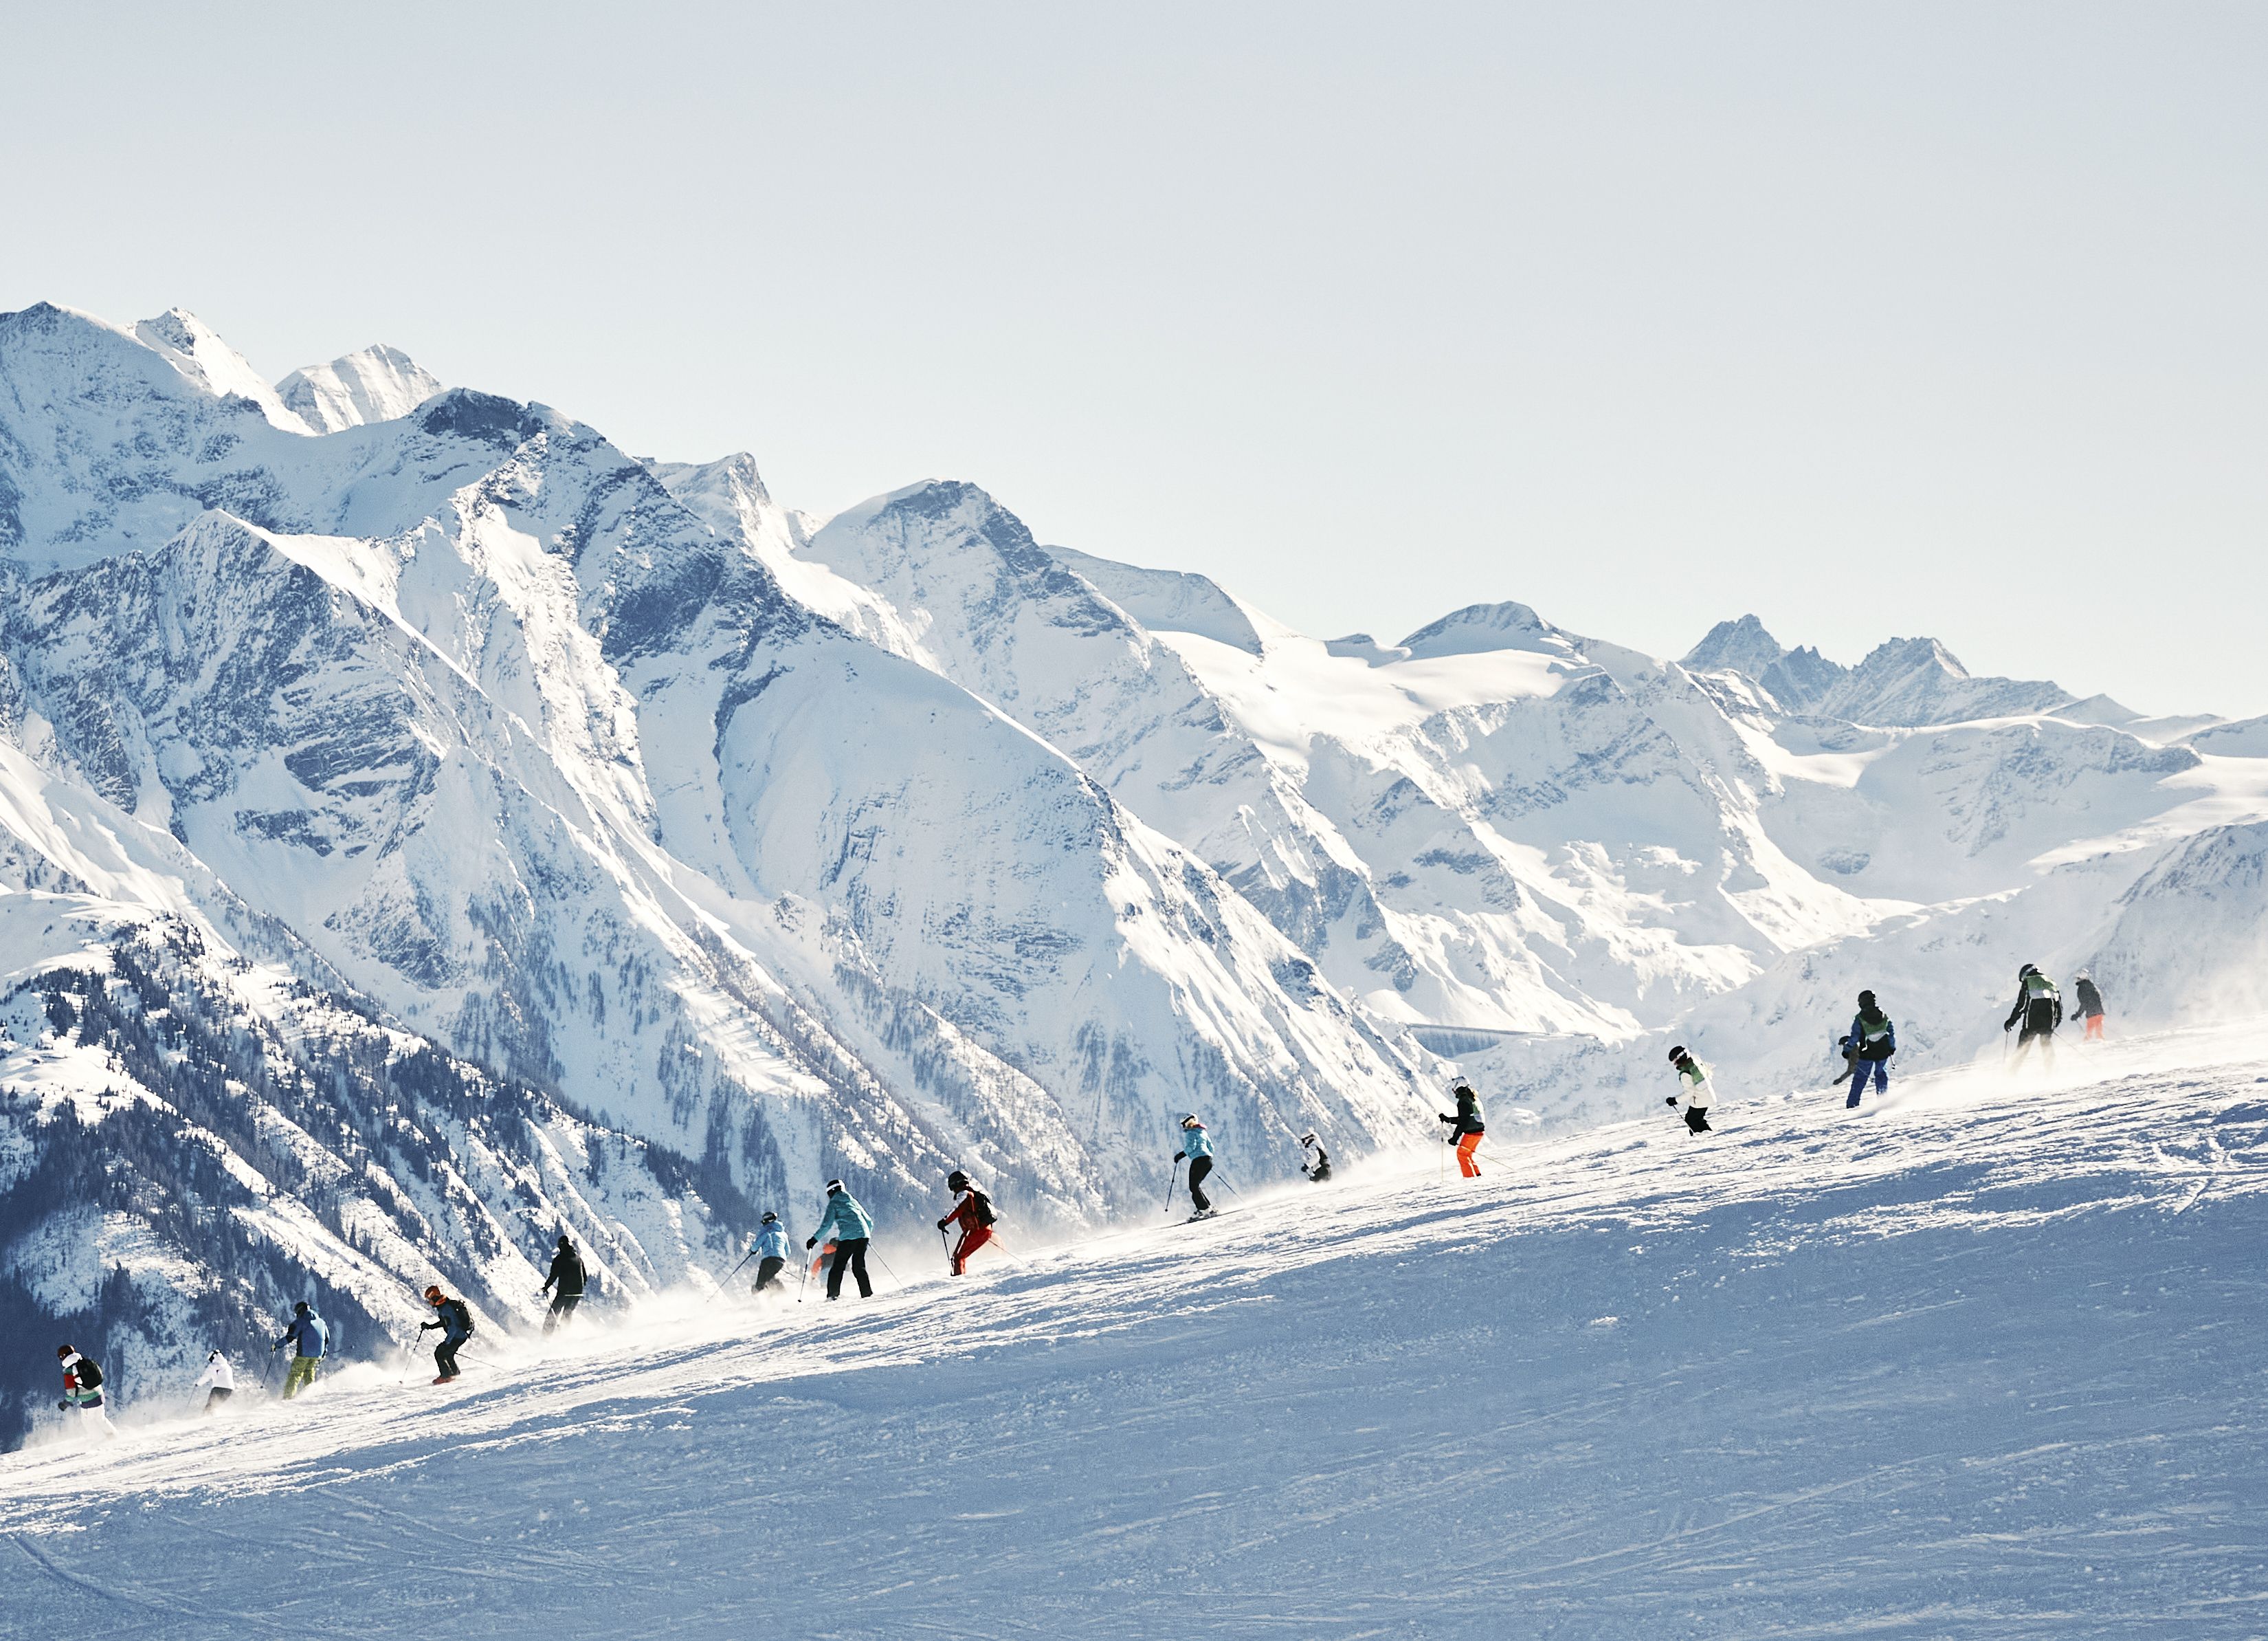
[7,1037,2263,1639]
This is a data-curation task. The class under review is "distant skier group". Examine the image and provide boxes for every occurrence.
[40,956,2117,1439]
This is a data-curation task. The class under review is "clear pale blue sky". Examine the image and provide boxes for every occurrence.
[5,4,2263,716]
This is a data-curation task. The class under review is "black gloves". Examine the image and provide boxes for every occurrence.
[57,1400,69,1410]
[2003,1020,2014,1033]
[936,1218,948,1231]
[1437,1112,1454,1123]
[1665,1096,1677,1107]
[805,1237,817,1251]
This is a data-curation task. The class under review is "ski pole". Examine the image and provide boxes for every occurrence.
[940,1226,953,1273]
[873,1247,902,1288]
[398,1338,416,1385]
[718,1246,759,1292]
[797,1255,811,1304]
[1164,1155,1183,1217]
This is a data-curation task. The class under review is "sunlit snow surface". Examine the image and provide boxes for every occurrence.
[7,1031,2263,1639]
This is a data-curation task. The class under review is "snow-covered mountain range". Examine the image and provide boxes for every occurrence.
[4,300,2264,1446]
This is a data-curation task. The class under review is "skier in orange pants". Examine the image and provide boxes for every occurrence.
[1438,1083,1486,1178]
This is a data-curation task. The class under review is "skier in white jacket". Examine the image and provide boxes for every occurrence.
[193,1350,235,1414]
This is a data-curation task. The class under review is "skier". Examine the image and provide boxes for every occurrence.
[806,1179,876,1299]
[419,1284,475,1382]
[1438,1083,1485,1177]
[748,1212,791,1294]
[2004,964,2063,1070]
[1300,1131,1333,1184]
[271,1300,329,1399]
[541,1235,586,1334]
[56,1345,117,1439]
[1665,1046,1714,1134]
[193,1349,234,1413]
[1173,1114,1217,1218]
[1840,990,1897,1110]
[2072,969,2108,1042]
[937,1169,997,1275]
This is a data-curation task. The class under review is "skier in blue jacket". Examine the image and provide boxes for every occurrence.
[1840,990,1896,1109]
[749,1212,791,1294]
[272,1301,328,1400]
[1174,1115,1217,1218]
[807,1180,876,1299]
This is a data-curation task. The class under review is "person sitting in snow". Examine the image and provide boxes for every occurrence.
[1840,990,1896,1110]
[1665,1046,1714,1134]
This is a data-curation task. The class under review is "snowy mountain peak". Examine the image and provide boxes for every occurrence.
[130,308,312,435]
[1397,601,1585,663]
[275,342,443,432]
[1684,614,1788,679]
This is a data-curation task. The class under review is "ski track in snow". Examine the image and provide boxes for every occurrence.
[4,1046,2267,1639]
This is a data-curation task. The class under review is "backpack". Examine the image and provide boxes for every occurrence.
[445,1299,474,1337]
[76,1356,102,1390]
[970,1189,997,1228]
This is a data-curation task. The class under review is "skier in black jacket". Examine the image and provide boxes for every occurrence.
[542,1235,586,1334]
[2072,969,2107,1042]
[1438,1084,1485,1177]
[2004,964,2063,1070]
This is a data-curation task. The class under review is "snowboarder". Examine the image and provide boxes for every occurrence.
[1438,1083,1485,1177]
[420,1285,475,1382]
[1665,1046,1714,1134]
[1840,990,1896,1109]
[541,1235,586,1334]
[749,1212,791,1294]
[1174,1114,1217,1218]
[56,1345,117,1439]
[2004,964,2063,1070]
[807,1180,876,1299]
[937,1169,997,1275]
[2072,969,2107,1042]
[1300,1132,1332,1184]
[272,1301,329,1399]
[194,1349,234,1413]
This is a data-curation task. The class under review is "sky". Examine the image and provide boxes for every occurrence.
[3,3,2263,717]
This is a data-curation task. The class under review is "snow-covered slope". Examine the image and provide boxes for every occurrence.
[5,1039,2262,1637]
[8,298,2268,1457]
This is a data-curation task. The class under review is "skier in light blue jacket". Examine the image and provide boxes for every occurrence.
[806,1180,876,1299]
[1174,1115,1217,1218]
[749,1212,791,1294]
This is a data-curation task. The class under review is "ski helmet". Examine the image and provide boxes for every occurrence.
[759,1211,777,1224]
[56,1344,71,1358]
[1667,1045,1688,1062]
[946,1169,971,1192]
[557,1234,574,1250]
[1857,990,1876,1007]
[2019,963,2036,978]
[824,1178,844,1194]
[423,1284,444,1302]
[1180,1114,1200,1129]
[2075,967,2090,980]
[1299,1131,1318,1146]
[294,1301,310,1315]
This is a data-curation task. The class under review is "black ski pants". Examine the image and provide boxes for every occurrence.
[544,1291,583,1334]
[1186,1155,1214,1212]
[434,1336,465,1378]
[753,1256,786,1293]
[826,1237,874,1299]
[1683,1107,1712,1135]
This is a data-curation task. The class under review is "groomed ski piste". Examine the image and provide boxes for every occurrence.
[5,1030,2265,1639]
